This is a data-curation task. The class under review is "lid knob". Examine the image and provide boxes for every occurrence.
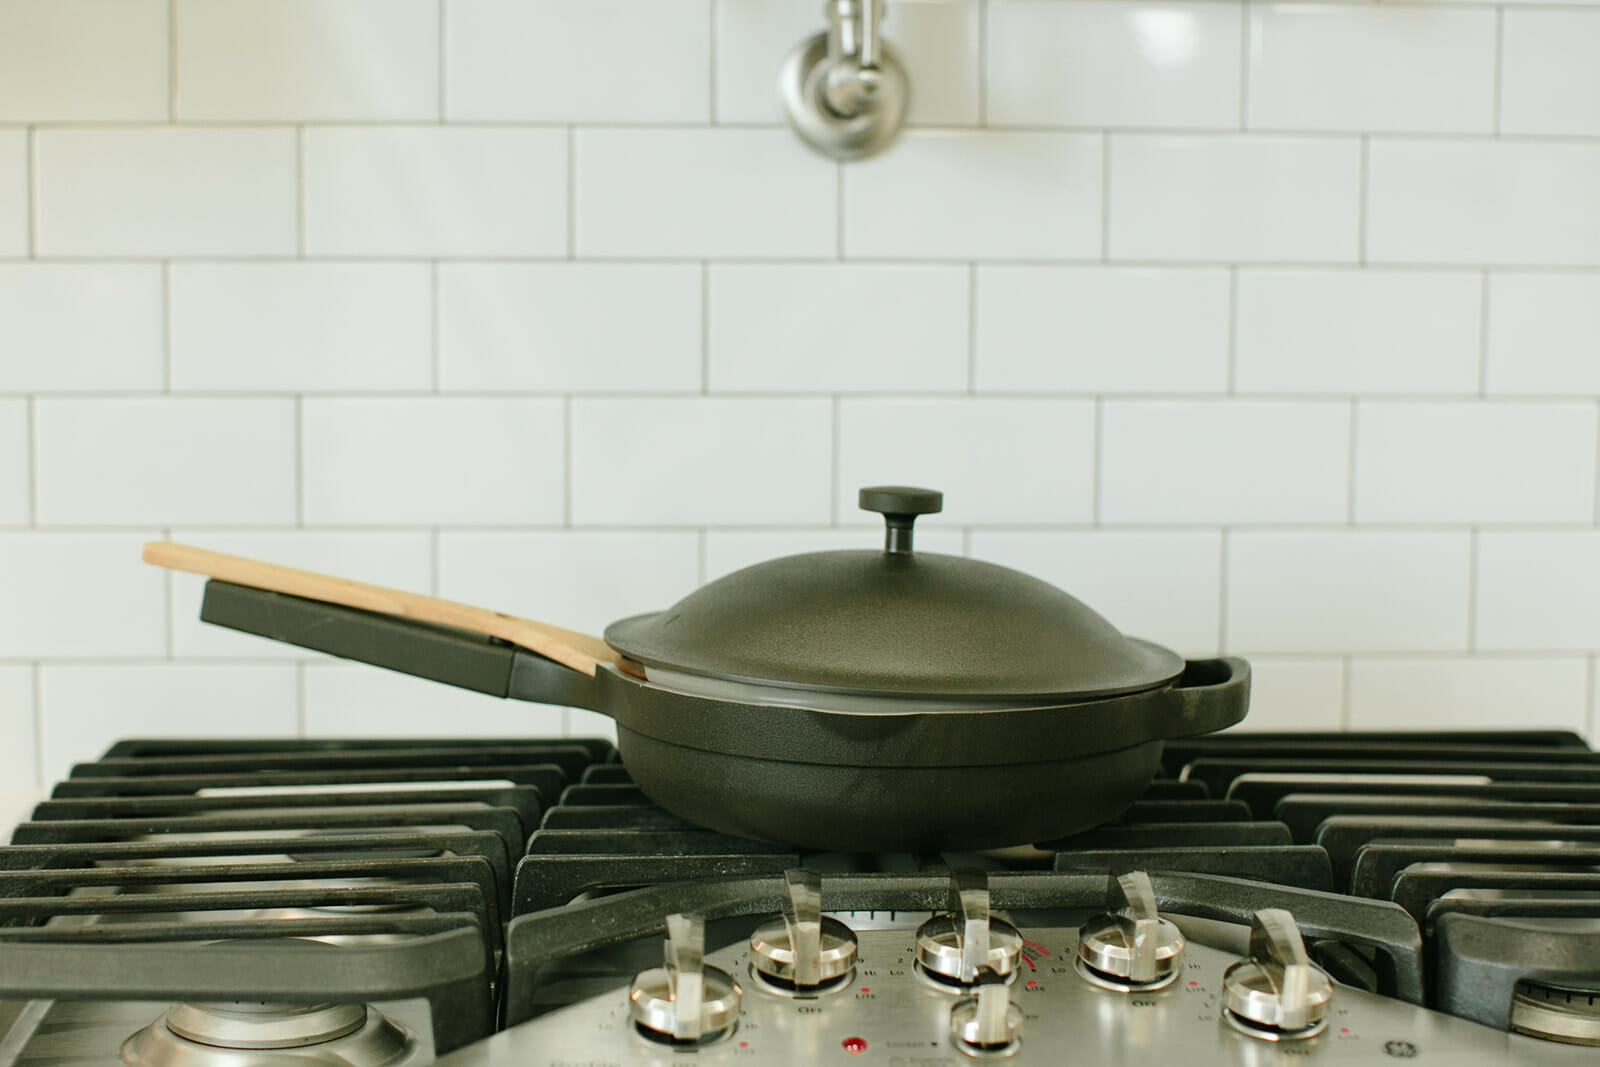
[858,486,943,555]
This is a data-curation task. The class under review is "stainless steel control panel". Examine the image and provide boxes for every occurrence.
[439,912,1595,1066]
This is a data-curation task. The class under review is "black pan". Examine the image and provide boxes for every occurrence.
[145,487,1249,851]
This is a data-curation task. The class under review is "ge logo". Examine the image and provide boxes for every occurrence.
[1383,1041,1419,1058]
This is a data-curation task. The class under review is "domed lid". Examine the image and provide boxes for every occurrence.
[603,487,1185,703]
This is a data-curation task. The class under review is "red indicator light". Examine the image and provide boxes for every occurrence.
[1340,1028,1350,1035]
[1026,980,1038,988]
[740,1042,749,1048]
[1188,981,1198,987]
[842,1036,868,1054]
[860,987,870,994]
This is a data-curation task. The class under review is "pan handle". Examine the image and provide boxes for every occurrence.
[1166,657,1251,738]
[145,541,617,678]
[201,580,599,710]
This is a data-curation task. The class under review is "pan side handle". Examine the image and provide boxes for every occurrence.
[1165,657,1251,738]
[201,580,598,710]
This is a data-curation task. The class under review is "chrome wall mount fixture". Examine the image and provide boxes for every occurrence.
[779,0,909,161]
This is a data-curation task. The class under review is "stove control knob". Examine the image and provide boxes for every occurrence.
[1076,870,1185,990]
[630,913,742,1046]
[916,869,1023,986]
[1221,909,1333,1041]
[1511,980,1600,1047]
[750,869,858,994]
[950,967,1024,1058]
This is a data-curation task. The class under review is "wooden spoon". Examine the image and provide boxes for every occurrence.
[142,541,621,678]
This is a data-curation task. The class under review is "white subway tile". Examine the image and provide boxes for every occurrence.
[38,665,297,782]
[975,267,1230,393]
[1486,274,1600,395]
[0,265,164,391]
[1354,401,1596,524]
[446,0,708,122]
[1100,401,1349,523]
[0,667,37,789]
[171,264,432,393]
[1235,270,1481,395]
[301,398,566,525]
[303,662,566,738]
[714,0,979,126]
[36,398,296,525]
[969,530,1222,657]
[0,130,28,256]
[1500,11,1600,136]
[1247,7,1494,133]
[1227,532,1471,653]
[175,0,438,120]
[708,265,969,393]
[570,399,831,525]
[888,0,982,126]
[1348,656,1588,732]
[703,528,967,583]
[34,129,296,256]
[987,1,1242,129]
[0,0,167,121]
[837,399,1096,524]
[1108,136,1360,263]
[1477,532,1600,650]
[0,400,26,524]
[843,132,1102,260]
[168,531,434,659]
[567,708,618,743]
[438,264,702,393]
[1367,140,1600,267]
[0,533,166,657]
[1231,658,1344,732]
[574,129,835,258]
[437,531,700,637]
[303,127,566,257]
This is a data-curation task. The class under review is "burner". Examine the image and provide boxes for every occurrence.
[121,1001,415,1065]
[119,942,418,1064]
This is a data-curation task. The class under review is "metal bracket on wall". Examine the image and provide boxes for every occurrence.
[779,0,909,161]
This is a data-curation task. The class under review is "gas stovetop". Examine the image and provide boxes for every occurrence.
[0,731,1596,1064]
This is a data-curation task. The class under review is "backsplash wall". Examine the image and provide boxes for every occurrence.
[3,0,1600,787]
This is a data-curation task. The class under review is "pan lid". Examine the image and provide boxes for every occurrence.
[603,486,1185,703]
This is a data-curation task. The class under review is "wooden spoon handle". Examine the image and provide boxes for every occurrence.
[142,540,617,678]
